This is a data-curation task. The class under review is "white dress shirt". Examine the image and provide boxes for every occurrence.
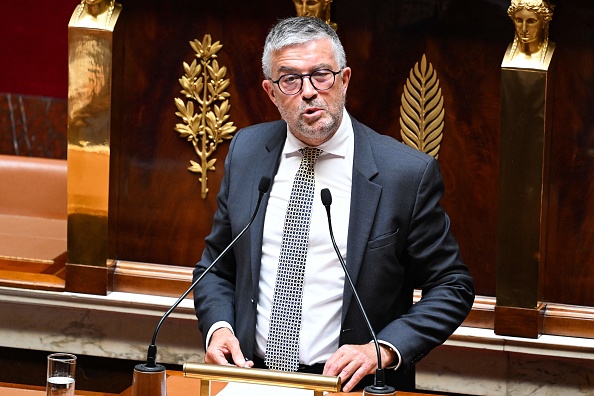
[255,108,353,364]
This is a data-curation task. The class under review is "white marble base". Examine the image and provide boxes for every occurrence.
[0,286,204,365]
[3,285,594,395]
[417,327,594,395]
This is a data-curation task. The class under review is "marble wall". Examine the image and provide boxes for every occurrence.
[417,329,594,395]
[0,93,67,159]
[0,286,203,367]
[3,286,594,395]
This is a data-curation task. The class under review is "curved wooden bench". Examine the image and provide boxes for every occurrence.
[0,154,67,291]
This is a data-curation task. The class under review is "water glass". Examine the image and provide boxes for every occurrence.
[46,353,76,396]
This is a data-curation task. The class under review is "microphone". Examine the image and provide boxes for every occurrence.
[320,188,397,396]
[132,176,271,396]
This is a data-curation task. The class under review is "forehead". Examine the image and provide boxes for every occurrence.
[514,8,541,20]
[270,39,337,73]
[293,0,325,7]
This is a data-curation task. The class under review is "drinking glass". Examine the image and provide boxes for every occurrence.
[46,353,76,396]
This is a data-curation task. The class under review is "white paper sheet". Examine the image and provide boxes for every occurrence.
[216,382,314,395]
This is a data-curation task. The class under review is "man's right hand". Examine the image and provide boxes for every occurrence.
[205,327,254,368]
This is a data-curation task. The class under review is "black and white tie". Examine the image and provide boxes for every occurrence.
[265,147,322,371]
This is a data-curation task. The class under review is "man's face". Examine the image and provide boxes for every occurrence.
[513,8,544,44]
[262,38,351,147]
[293,0,326,18]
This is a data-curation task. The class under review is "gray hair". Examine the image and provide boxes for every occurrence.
[261,16,347,79]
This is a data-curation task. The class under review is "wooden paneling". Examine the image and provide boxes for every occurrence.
[113,261,194,298]
[111,0,294,268]
[544,2,594,306]
[107,0,594,305]
[1,1,594,312]
[108,0,508,295]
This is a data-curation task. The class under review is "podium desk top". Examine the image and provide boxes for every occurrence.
[1,371,434,396]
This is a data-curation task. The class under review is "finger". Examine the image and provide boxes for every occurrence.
[226,338,249,367]
[323,350,345,376]
[242,359,254,368]
[323,345,363,376]
[324,345,378,392]
[341,365,368,393]
[205,340,234,365]
[208,328,248,366]
[205,346,233,365]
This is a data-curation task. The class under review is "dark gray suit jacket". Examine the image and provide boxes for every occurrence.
[193,116,474,390]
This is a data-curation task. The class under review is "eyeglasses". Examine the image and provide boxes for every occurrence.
[271,69,343,95]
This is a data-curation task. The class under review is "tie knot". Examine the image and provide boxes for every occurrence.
[299,147,322,164]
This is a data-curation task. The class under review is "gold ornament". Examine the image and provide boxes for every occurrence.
[74,0,116,27]
[399,54,444,159]
[174,35,236,199]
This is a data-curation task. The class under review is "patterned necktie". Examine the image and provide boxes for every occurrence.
[265,147,322,371]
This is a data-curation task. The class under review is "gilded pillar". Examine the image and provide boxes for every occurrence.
[495,0,555,338]
[66,0,123,295]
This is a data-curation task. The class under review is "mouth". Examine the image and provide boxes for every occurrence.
[301,108,324,123]
[303,107,323,116]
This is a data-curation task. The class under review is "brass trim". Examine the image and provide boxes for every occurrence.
[184,362,340,395]
[399,54,444,159]
[0,256,54,264]
[174,35,237,199]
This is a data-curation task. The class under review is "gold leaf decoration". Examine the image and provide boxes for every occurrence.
[174,34,236,199]
[399,54,444,159]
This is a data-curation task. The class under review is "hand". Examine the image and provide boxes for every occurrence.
[205,328,254,368]
[323,343,396,392]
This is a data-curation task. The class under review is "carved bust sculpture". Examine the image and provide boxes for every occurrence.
[70,0,122,30]
[292,0,337,30]
[502,0,555,70]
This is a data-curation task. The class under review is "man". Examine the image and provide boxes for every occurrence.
[193,16,474,392]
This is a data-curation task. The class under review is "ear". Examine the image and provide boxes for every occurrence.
[339,67,352,95]
[262,79,278,107]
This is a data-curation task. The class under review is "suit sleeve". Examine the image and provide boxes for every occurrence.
[192,135,239,347]
[377,158,475,371]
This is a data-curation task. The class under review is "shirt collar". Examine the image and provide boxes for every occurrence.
[283,108,352,158]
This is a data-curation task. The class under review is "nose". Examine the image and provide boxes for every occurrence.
[300,76,317,98]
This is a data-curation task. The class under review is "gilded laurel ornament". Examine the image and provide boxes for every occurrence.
[174,34,236,199]
[399,54,444,159]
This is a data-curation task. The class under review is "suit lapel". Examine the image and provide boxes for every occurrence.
[342,118,382,321]
[249,123,286,295]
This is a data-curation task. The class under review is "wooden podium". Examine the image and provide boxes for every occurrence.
[1,371,434,396]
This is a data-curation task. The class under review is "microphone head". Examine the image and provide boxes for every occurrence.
[321,188,332,206]
[259,176,271,193]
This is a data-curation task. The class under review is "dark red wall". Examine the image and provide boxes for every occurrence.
[0,1,74,158]
[0,1,75,98]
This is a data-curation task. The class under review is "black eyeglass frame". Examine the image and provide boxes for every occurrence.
[270,68,343,96]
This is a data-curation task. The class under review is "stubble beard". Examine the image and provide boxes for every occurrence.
[279,93,346,146]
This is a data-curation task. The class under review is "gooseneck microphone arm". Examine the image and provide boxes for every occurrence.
[144,176,271,368]
[320,188,396,395]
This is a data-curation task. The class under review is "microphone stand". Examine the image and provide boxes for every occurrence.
[131,177,271,396]
[321,188,397,396]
